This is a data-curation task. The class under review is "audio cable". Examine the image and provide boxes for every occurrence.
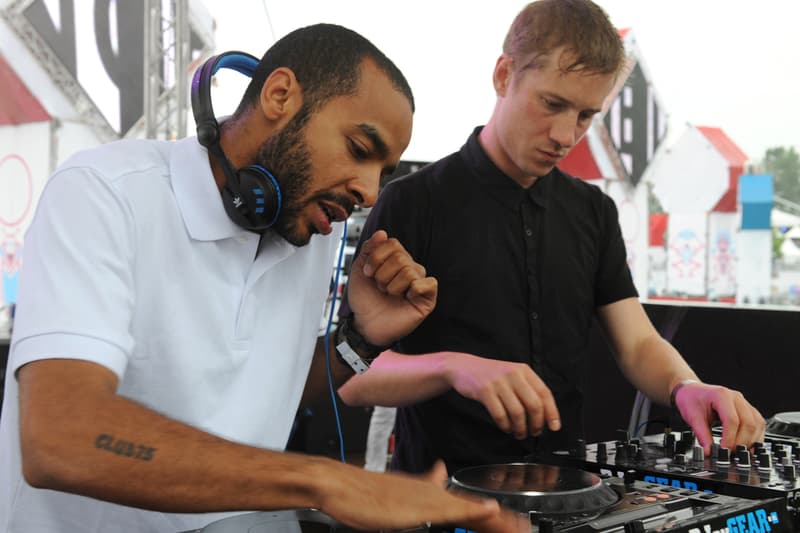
[323,219,349,463]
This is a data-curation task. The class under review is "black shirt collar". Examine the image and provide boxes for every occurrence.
[460,126,553,210]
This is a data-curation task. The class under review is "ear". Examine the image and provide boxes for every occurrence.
[259,67,303,123]
[493,54,513,97]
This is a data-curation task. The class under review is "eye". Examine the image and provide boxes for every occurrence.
[578,111,595,124]
[349,139,370,161]
[542,97,564,111]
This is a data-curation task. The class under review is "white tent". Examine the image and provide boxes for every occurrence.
[773,208,800,229]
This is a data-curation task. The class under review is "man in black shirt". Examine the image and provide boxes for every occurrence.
[338,0,765,475]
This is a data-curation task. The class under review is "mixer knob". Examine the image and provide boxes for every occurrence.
[674,453,686,466]
[681,430,695,446]
[665,434,676,457]
[717,447,731,464]
[710,442,720,461]
[627,444,639,460]
[692,445,705,463]
[736,444,748,454]
[736,448,751,467]
[784,464,797,481]
[623,469,638,490]
[617,429,630,444]
[571,439,587,458]
[616,442,628,460]
[774,448,787,462]
[597,442,608,462]
[753,442,765,455]
[635,445,644,461]
[757,452,772,470]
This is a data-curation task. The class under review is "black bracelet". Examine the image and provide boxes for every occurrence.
[336,314,390,361]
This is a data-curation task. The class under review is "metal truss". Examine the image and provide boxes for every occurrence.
[0,0,117,142]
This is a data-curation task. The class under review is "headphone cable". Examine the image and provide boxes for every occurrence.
[323,220,348,463]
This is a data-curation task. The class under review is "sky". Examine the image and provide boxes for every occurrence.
[199,0,800,164]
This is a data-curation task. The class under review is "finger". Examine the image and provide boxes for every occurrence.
[443,496,501,527]
[382,262,426,297]
[365,245,425,292]
[465,506,529,533]
[356,230,389,276]
[405,277,438,308]
[523,371,561,432]
[732,397,765,447]
[506,376,545,437]
[481,393,513,434]
[495,385,529,439]
[682,403,718,454]
[715,396,742,452]
[422,459,449,487]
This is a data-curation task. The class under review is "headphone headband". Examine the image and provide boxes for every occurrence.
[191,51,282,233]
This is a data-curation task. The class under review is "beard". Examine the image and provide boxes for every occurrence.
[256,106,354,246]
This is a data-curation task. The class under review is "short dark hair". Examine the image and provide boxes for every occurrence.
[503,0,625,76]
[235,23,415,118]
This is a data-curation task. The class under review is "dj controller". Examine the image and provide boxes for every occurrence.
[187,413,800,533]
[447,462,791,533]
[539,412,800,532]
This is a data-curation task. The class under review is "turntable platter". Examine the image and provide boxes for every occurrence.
[448,463,619,519]
[765,411,800,438]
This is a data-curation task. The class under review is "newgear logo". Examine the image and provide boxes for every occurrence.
[687,508,780,533]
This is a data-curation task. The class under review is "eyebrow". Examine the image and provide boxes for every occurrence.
[357,123,389,160]
[546,93,602,115]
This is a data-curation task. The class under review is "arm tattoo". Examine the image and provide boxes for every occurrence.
[95,434,157,461]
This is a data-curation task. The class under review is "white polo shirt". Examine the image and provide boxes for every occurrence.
[0,136,343,533]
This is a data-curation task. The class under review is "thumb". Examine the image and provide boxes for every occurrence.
[423,459,450,488]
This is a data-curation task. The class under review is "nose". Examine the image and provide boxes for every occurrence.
[550,114,578,151]
[348,168,381,208]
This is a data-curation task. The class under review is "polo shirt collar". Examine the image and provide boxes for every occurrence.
[170,136,252,241]
[461,126,553,210]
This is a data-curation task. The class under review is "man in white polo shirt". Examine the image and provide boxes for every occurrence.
[0,24,524,533]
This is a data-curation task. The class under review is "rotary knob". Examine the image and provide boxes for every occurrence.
[596,442,608,462]
[692,445,705,463]
[717,447,731,464]
[757,452,773,470]
[664,433,676,457]
[736,448,751,467]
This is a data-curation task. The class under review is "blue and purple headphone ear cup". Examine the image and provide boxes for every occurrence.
[240,166,282,229]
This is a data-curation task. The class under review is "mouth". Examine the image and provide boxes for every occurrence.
[538,149,563,164]
[313,200,350,235]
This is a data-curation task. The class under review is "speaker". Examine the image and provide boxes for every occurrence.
[191,51,282,232]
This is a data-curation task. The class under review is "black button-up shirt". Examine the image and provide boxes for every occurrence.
[356,127,637,474]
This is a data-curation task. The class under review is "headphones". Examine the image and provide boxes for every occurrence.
[191,51,282,232]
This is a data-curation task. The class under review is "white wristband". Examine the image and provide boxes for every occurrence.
[336,340,371,374]
[670,379,699,409]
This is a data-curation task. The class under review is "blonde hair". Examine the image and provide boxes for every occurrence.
[502,0,625,76]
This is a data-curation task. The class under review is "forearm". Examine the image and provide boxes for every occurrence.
[337,350,453,406]
[19,360,349,513]
[300,334,353,407]
[615,335,699,406]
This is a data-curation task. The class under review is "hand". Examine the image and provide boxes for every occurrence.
[318,460,529,533]
[673,382,766,454]
[446,353,561,439]
[346,230,437,346]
